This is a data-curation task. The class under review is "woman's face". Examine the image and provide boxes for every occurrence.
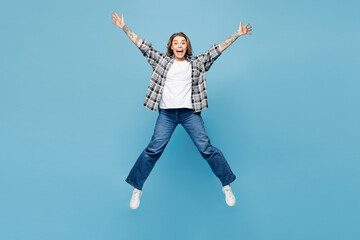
[171,36,187,61]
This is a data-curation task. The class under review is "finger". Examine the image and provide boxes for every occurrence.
[240,21,242,27]
[121,13,123,19]
[245,23,249,27]
[114,12,120,18]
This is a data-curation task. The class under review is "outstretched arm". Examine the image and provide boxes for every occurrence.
[218,21,252,53]
[111,12,143,48]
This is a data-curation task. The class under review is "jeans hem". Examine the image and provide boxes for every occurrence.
[222,175,236,187]
[125,178,142,191]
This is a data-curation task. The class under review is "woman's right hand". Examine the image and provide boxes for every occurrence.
[111,12,125,29]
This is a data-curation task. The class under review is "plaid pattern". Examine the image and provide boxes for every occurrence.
[138,39,222,113]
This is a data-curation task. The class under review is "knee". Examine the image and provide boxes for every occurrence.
[145,146,162,158]
[145,138,168,158]
[198,142,215,158]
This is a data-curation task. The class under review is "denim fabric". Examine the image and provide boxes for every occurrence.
[125,108,236,190]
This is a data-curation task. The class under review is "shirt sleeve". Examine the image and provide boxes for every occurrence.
[196,44,222,72]
[138,39,165,69]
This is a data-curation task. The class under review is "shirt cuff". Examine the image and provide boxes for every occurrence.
[139,39,149,56]
[214,44,222,56]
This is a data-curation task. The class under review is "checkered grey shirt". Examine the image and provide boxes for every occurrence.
[138,39,222,113]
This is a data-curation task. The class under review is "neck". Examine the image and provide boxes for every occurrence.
[175,57,185,61]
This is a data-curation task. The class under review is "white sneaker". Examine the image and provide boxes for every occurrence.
[130,188,142,210]
[222,185,236,207]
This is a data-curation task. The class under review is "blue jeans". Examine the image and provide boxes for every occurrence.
[125,108,236,190]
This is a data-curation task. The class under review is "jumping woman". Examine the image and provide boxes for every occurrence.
[111,12,252,209]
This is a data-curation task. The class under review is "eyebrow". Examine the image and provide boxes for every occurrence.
[173,40,186,42]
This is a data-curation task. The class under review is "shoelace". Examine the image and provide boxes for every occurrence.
[132,190,141,198]
[224,187,231,193]
[224,188,234,198]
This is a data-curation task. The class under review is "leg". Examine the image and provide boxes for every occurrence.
[125,109,178,190]
[180,109,236,186]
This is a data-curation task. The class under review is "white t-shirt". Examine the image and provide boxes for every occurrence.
[159,60,193,109]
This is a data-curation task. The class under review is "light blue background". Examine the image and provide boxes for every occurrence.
[1,0,359,239]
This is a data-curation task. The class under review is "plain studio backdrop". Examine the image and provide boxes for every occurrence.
[1,0,359,239]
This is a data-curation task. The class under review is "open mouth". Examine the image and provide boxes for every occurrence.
[176,50,184,55]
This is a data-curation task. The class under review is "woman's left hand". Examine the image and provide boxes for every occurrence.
[238,21,252,36]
